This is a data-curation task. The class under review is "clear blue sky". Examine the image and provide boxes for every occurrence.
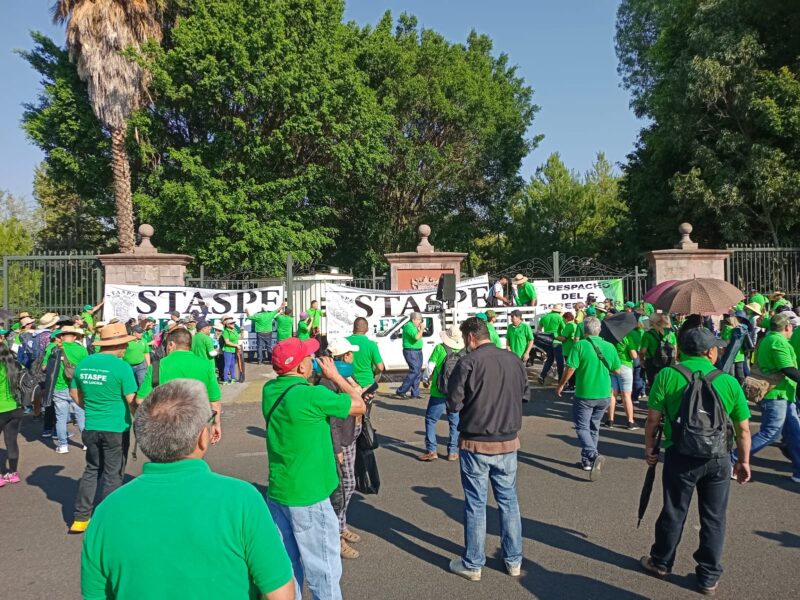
[0,0,641,202]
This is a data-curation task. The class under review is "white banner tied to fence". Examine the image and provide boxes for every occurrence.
[324,275,490,338]
[103,284,285,323]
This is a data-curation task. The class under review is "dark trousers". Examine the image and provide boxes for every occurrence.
[43,404,56,431]
[73,430,130,521]
[0,408,23,473]
[397,349,423,398]
[541,344,564,380]
[632,358,645,401]
[256,332,273,363]
[650,449,731,587]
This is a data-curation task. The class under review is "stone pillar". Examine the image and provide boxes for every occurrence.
[384,225,467,291]
[99,224,193,286]
[646,223,731,285]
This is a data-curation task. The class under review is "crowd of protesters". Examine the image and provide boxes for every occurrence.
[0,280,796,599]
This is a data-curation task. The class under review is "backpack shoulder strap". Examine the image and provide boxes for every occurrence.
[585,337,612,372]
[265,383,304,429]
[671,363,694,381]
[704,368,724,383]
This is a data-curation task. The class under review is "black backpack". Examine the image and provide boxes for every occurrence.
[648,330,675,369]
[669,364,734,459]
[437,346,464,395]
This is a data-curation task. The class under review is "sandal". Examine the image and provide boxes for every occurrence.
[418,451,438,462]
[340,538,360,559]
[341,528,361,543]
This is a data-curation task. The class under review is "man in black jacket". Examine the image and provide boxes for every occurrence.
[446,317,527,582]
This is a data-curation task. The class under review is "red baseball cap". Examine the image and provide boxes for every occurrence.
[271,337,320,375]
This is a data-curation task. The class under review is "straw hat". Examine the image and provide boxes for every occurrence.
[39,313,59,328]
[441,325,465,350]
[54,325,85,339]
[744,302,763,316]
[552,304,564,313]
[212,322,225,332]
[327,337,360,356]
[93,323,135,347]
[770,291,786,301]
[18,312,30,319]
[19,316,34,327]
[512,274,528,285]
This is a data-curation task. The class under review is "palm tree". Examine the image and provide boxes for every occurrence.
[53,0,163,253]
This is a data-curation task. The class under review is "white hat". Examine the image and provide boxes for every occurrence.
[552,304,564,313]
[261,304,271,312]
[440,325,465,350]
[327,337,360,357]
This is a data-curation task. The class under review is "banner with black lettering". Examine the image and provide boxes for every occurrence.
[531,279,623,315]
[324,275,489,338]
[103,284,285,323]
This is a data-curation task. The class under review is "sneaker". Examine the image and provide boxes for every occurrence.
[790,476,800,483]
[55,445,69,454]
[698,582,718,596]
[537,376,545,386]
[639,555,668,579]
[4,472,21,484]
[82,445,88,452]
[602,420,614,429]
[68,520,91,535]
[590,455,605,481]
[626,422,640,431]
[41,429,54,438]
[23,406,33,415]
[506,562,522,577]
[449,558,481,582]
[580,463,592,472]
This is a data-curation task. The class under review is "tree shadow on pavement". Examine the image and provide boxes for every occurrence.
[375,434,423,460]
[26,465,78,525]
[246,425,266,439]
[516,450,587,482]
[548,434,643,461]
[518,559,650,600]
[753,530,800,548]
[373,399,427,418]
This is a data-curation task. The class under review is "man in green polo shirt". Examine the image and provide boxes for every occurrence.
[82,379,295,600]
[44,326,89,453]
[538,304,565,384]
[506,310,533,362]
[557,317,620,479]
[81,300,104,334]
[122,325,150,386]
[512,274,537,306]
[307,300,324,335]
[396,312,424,399]
[263,338,365,600]
[68,322,137,534]
[347,317,385,388]
[191,320,217,362]
[246,303,280,364]
[276,307,294,342]
[137,328,222,444]
[641,327,751,596]
[733,312,800,481]
[476,312,502,348]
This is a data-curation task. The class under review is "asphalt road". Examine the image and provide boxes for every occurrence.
[1,366,797,599]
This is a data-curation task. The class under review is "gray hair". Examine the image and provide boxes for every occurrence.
[583,317,601,337]
[134,379,212,463]
[410,312,421,321]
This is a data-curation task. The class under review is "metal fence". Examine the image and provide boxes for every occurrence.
[1,253,104,316]
[726,245,800,299]
[492,252,648,302]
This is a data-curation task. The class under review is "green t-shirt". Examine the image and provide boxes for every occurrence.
[192,331,216,361]
[44,341,89,390]
[790,329,800,368]
[307,307,323,330]
[81,459,293,600]
[648,357,751,449]
[123,338,148,366]
[347,334,384,388]
[615,333,638,368]
[628,328,644,351]
[81,311,95,330]
[248,310,278,333]
[487,322,503,348]
[639,329,677,360]
[221,327,240,353]
[262,377,350,506]
[560,321,579,359]
[0,364,17,413]
[757,331,797,401]
[771,298,791,312]
[748,293,768,311]
[507,322,534,359]
[70,353,137,432]
[275,315,293,341]
[402,321,423,350]
[297,321,311,341]
[137,350,221,401]
[515,282,537,306]
[539,311,565,345]
[566,336,621,400]
[427,343,463,398]
[721,325,745,363]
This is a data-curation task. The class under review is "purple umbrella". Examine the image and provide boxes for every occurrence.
[643,280,679,305]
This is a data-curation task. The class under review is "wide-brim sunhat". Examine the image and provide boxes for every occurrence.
[770,291,786,301]
[39,313,59,328]
[552,304,564,313]
[441,326,465,350]
[512,274,528,285]
[93,323,135,347]
[19,316,34,327]
[327,337,360,356]
[744,302,763,316]
[54,325,85,339]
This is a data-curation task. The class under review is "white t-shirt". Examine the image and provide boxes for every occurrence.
[492,281,509,306]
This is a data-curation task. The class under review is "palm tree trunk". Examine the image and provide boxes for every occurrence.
[111,126,136,253]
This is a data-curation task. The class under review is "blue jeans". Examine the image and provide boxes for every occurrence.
[424,396,459,454]
[632,358,645,401]
[459,450,522,571]
[223,351,237,382]
[541,344,564,380]
[397,349,422,397]
[256,332,273,363]
[131,362,148,387]
[268,498,342,600]
[573,397,610,466]
[734,400,800,477]
[53,389,85,447]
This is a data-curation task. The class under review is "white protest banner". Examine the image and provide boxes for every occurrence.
[531,279,623,316]
[324,275,490,338]
[104,284,285,324]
